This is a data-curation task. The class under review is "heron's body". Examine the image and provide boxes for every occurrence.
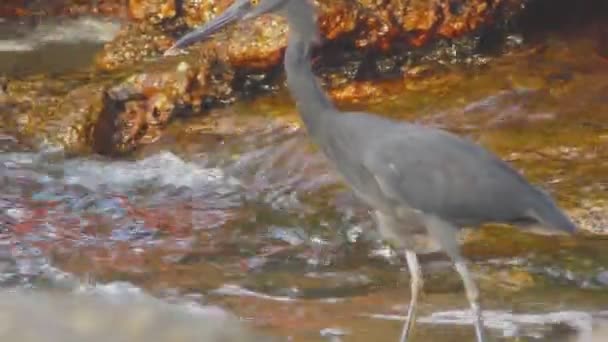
[305,107,574,250]
[166,1,578,341]
[283,28,575,251]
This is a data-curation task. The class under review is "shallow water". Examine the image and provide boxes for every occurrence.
[1,20,608,342]
[0,16,121,76]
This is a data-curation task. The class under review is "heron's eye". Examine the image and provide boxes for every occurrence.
[250,0,260,6]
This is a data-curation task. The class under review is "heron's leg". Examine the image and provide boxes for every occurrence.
[454,259,486,342]
[422,215,487,342]
[400,249,423,342]
[373,211,425,342]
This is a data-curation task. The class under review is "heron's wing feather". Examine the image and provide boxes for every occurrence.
[362,126,535,225]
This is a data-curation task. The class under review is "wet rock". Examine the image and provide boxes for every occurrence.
[96,0,526,72]
[45,84,109,155]
[95,23,174,72]
[222,15,289,69]
[129,0,177,23]
[2,78,113,155]
[1,40,239,155]
[180,0,233,29]
[101,47,236,154]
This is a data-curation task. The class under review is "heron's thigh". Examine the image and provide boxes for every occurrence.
[374,210,439,253]
[374,211,400,243]
[421,215,463,261]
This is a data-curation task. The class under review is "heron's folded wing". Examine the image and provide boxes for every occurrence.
[361,129,534,225]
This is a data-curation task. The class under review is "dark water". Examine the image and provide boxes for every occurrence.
[1,18,608,342]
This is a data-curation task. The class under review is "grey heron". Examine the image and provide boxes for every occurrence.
[164,1,578,341]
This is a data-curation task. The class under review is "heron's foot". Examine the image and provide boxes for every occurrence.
[471,304,487,342]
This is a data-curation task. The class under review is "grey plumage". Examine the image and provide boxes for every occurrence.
[165,1,578,341]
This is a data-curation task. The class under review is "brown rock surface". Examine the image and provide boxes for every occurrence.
[96,0,526,71]
[84,0,529,155]
[100,46,235,154]
[1,77,111,155]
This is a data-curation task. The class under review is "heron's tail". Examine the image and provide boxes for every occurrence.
[528,190,578,234]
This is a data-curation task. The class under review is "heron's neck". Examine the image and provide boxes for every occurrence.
[284,1,334,135]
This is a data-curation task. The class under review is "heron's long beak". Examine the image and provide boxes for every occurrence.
[164,1,248,56]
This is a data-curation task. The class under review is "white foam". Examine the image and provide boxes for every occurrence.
[211,284,296,302]
[0,17,121,52]
[61,151,237,190]
[12,263,231,319]
[1,150,242,193]
[74,280,231,319]
[0,40,34,52]
[420,310,592,337]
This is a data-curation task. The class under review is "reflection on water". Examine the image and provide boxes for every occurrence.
[370,310,608,341]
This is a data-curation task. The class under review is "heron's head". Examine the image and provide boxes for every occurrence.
[164,0,288,56]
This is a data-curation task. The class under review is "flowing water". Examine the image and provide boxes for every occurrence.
[1,17,608,342]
